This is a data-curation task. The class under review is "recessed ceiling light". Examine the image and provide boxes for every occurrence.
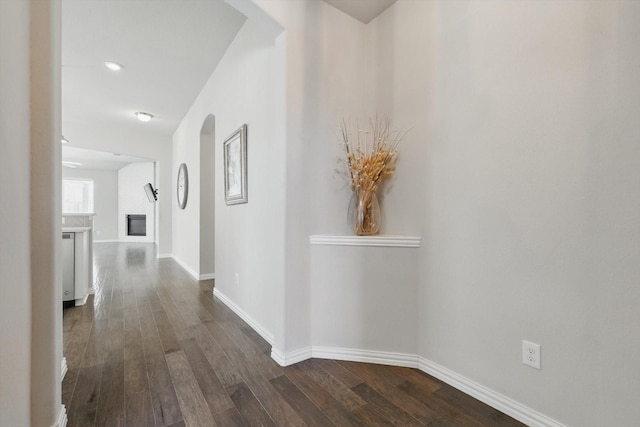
[104,61,123,71]
[61,136,69,144]
[135,112,153,122]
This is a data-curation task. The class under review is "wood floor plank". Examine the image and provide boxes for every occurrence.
[123,308,145,361]
[138,304,165,357]
[283,364,339,410]
[295,359,366,410]
[312,359,364,388]
[227,382,276,427]
[165,350,217,427]
[214,407,248,427]
[155,287,193,341]
[191,323,244,388]
[125,389,155,427]
[397,380,488,427]
[323,402,370,427]
[388,365,442,393]
[82,319,109,367]
[351,403,395,426]
[219,320,283,380]
[339,361,451,425]
[94,358,125,427]
[151,308,181,354]
[351,382,422,426]
[148,385,183,427]
[145,353,183,426]
[180,337,235,415]
[434,385,525,426]
[270,374,335,427]
[65,314,94,368]
[67,363,104,427]
[62,367,79,408]
[105,314,125,361]
[225,346,307,427]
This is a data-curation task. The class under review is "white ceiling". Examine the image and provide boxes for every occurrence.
[61,0,246,160]
[62,146,151,171]
[61,0,396,166]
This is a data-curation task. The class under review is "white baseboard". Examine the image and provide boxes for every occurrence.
[313,346,419,368]
[212,288,274,345]
[271,346,418,368]
[51,405,67,427]
[271,346,566,427]
[87,286,95,295]
[93,240,118,243]
[199,273,215,280]
[171,256,199,281]
[418,357,566,427]
[61,357,67,381]
[157,253,172,259]
[271,347,312,366]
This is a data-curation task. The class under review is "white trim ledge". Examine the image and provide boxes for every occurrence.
[213,288,274,346]
[199,273,215,280]
[309,234,421,248]
[157,253,172,259]
[270,346,566,427]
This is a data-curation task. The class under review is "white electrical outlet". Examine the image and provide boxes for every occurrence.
[522,340,541,369]
[234,273,239,286]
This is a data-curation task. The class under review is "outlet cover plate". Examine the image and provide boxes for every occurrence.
[522,340,541,369]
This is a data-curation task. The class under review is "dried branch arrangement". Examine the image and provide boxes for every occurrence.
[340,116,404,195]
[340,116,405,235]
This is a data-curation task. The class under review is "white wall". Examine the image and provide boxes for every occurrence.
[249,0,372,356]
[65,137,172,255]
[63,168,118,241]
[0,1,62,425]
[199,115,215,277]
[0,2,32,423]
[118,162,156,243]
[367,1,640,426]
[172,15,285,338]
[171,0,640,424]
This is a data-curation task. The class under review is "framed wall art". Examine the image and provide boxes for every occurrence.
[223,124,248,205]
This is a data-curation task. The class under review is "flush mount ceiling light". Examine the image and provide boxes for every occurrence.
[61,136,69,144]
[135,112,153,122]
[104,61,123,71]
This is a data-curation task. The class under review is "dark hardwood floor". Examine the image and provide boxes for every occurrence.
[63,242,525,427]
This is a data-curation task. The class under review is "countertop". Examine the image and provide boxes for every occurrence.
[62,227,92,232]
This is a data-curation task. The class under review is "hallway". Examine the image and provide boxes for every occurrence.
[62,243,523,426]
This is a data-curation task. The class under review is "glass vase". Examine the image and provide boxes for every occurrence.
[349,190,380,236]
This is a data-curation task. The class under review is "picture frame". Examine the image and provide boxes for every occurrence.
[223,124,248,205]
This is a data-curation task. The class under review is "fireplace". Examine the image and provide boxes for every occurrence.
[127,214,146,236]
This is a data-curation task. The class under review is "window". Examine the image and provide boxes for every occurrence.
[62,179,94,213]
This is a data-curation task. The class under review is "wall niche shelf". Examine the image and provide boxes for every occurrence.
[309,234,421,248]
